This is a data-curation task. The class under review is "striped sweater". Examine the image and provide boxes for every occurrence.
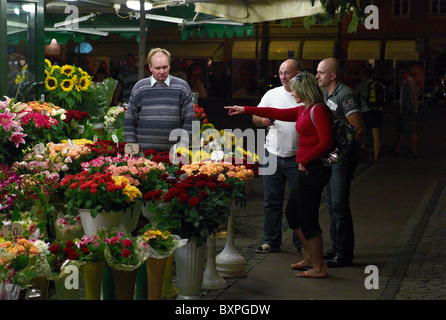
[124,75,195,151]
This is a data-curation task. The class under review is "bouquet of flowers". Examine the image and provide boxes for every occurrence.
[105,157,168,195]
[144,171,232,246]
[0,238,42,292]
[181,161,255,206]
[103,229,145,270]
[85,139,126,157]
[45,239,84,280]
[0,164,59,226]
[59,171,142,218]
[54,215,84,241]
[44,59,93,110]
[139,225,186,259]
[74,234,106,263]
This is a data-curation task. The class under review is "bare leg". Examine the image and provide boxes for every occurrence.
[372,128,381,160]
[295,229,327,277]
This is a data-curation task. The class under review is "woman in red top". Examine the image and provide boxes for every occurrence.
[226,72,332,278]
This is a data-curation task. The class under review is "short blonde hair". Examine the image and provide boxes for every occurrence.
[147,48,171,66]
[289,71,324,105]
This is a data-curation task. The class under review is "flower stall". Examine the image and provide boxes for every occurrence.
[0,86,259,300]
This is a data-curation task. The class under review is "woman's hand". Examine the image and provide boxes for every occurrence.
[225,105,245,116]
[298,163,306,171]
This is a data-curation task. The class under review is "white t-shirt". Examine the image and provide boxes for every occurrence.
[257,86,300,158]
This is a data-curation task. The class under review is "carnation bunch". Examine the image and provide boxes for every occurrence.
[103,230,144,269]
[74,234,106,263]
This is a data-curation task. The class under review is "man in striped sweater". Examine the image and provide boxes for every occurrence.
[124,48,195,152]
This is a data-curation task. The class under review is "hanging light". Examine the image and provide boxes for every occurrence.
[126,1,153,11]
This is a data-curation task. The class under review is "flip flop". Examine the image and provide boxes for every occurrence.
[295,271,327,279]
[291,262,312,270]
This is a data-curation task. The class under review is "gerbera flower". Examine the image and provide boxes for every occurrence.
[60,65,75,77]
[45,76,57,91]
[60,79,74,92]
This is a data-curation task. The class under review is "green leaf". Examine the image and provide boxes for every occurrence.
[348,15,359,33]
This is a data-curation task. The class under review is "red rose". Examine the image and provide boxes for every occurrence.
[70,183,79,190]
[81,247,90,255]
[188,197,200,207]
[65,240,75,247]
[218,182,232,191]
[198,191,208,199]
[152,190,163,200]
[178,192,189,203]
[49,244,60,254]
[206,182,217,191]
[67,250,80,260]
[196,181,206,189]
[91,188,98,195]
[121,249,131,258]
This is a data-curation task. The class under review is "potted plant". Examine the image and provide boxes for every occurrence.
[58,171,142,236]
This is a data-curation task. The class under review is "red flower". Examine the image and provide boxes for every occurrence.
[121,249,131,258]
[91,188,98,195]
[188,197,200,207]
[70,183,78,190]
[81,247,90,255]
[49,244,60,254]
[65,240,75,247]
[178,192,189,203]
[109,236,120,245]
[67,250,80,260]
[122,239,133,248]
[198,191,208,199]
[206,182,217,191]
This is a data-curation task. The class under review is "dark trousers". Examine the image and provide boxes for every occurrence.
[285,161,331,239]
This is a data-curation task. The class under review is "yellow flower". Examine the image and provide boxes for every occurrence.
[60,65,75,77]
[60,79,74,92]
[45,59,52,69]
[72,75,80,92]
[45,76,58,91]
[78,76,91,91]
[45,70,49,77]
[49,65,60,75]
[15,75,22,85]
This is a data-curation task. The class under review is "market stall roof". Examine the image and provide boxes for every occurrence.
[8,1,325,45]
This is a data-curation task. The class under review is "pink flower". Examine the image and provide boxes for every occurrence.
[0,109,16,132]
[109,236,121,245]
[9,131,27,147]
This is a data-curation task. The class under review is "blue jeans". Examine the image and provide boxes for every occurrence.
[262,149,298,248]
[324,148,358,260]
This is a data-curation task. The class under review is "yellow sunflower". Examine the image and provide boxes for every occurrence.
[78,76,91,91]
[45,59,52,69]
[49,65,60,75]
[60,65,75,77]
[45,70,49,77]
[72,75,80,92]
[60,79,74,92]
[45,76,58,91]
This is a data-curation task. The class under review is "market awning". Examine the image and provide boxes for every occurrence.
[385,40,419,60]
[195,0,324,23]
[232,40,262,59]
[161,42,224,60]
[302,40,336,60]
[348,40,381,60]
[268,41,301,60]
